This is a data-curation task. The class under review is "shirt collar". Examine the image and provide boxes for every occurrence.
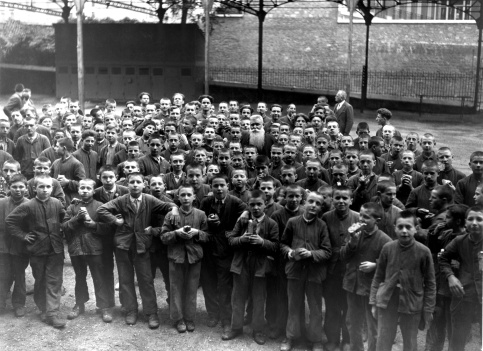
[130,194,142,203]
[302,214,316,223]
[253,214,265,223]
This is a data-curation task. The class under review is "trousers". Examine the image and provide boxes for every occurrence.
[169,260,201,322]
[70,254,109,309]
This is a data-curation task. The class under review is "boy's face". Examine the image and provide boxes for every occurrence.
[420,137,435,152]
[213,142,224,151]
[230,128,241,141]
[437,149,453,170]
[331,167,348,186]
[469,156,483,176]
[229,101,239,112]
[271,147,283,164]
[304,128,315,143]
[231,155,244,169]
[305,193,324,218]
[429,189,446,211]
[143,125,155,137]
[33,162,50,176]
[169,108,181,123]
[406,134,418,149]
[280,125,290,134]
[465,210,483,237]
[82,117,93,129]
[12,112,23,125]
[474,187,483,206]
[257,103,267,114]
[359,207,380,231]
[270,127,279,140]
[311,117,323,128]
[208,118,219,130]
[285,188,303,210]
[218,103,228,114]
[168,135,180,150]
[218,152,231,168]
[179,187,195,207]
[305,161,320,180]
[187,168,203,188]
[164,125,176,135]
[382,126,395,141]
[3,164,19,182]
[248,196,266,218]
[83,136,95,151]
[150,177,165,196]
[123,162,140,175]
[25,120,36,137]
[100,171,116,188]
[232,171,247,188]
[122,119,134,131]
[359,155,375,174]
[292,128,303,137]
[319,189,333,212]
[212,178,228,199]
[160,99,171,112]
[191,135,203,148]
[395,217,417,245]
[379,186,397,208]
[302,147,315,160]
[278,134,289,145]
[317,137,329,153]
[78,180,95,200]
[206,152,214,164]
[64,116,76,128]
[194,151,207,165]
[390,139,405,155]
[35,178,53,200]
[10,181,27,200]
[122,132,135,146]
[127,146,140,160]
[41,118,52,129]
[70,126,82,141]
[229,143,241,153]
[95,125,105,140]
[294,118,306,128]
[256,164,269,178]
[358,137,369,151]
[244,148,257,164]
[106,129,117,143]
[105,102,116,112]
[401,152,415,168]
[329,152,343,167]
[229,114,240,124]
[340,136,354,148]
[0,122,10,137]
[345,152,359,168]
[128,175,145,196]
[260,181,275,201]
[149,138,162,156]
[327,122,339,135]
[182,120,195,134]
[357,128,369,136]
[333,190,352,213]
[422,166,438,186]
[171,155,185,172]
[284,146,297,163]
[281,169,297,186]
[207,165,219,176]
[375,113,386,126]
[204,128,215,141]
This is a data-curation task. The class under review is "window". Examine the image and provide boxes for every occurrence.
[139,68,150,75]
[85,67,95,74]
[98,67,109,75]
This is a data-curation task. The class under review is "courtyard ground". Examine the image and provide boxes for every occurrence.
[0,95,481,350]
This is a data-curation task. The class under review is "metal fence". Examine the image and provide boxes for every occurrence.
[210,67,477,103]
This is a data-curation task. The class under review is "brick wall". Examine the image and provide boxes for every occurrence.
[209,2,478,73]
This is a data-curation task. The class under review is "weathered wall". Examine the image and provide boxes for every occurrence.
[210,3,477,73]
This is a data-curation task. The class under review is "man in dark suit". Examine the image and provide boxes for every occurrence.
[240,115,276,156]
[3,84,25,121]
[333,90,354,136]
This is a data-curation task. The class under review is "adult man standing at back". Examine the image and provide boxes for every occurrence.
[3,84,25,121]
[333,90,353,136]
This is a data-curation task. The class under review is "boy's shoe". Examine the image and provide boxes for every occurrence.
[39,311,47,323]
[269,327,280,340]
[206,316,219,328]
[185,320,195,332]
[280,338,293,351]
[147,313,160,329]
[312,342,324,351]
[14,307,25,317]
[101,309,113,323]
[176,319,187,333]
[125,311,138,325]
[253,331,266,345]
[67,304,85,320]
[221,328,242,341]
[46,316,66,329]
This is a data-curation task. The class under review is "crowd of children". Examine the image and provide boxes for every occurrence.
[0,90,481,351]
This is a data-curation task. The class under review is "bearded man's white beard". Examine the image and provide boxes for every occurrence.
[250,129,265,149]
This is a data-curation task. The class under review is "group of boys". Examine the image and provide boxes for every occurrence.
[0,90,481,351]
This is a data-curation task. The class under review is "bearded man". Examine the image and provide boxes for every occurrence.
[240,115,275,156]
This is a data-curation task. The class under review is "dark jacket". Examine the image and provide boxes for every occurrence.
[138,154,170,176]
[370,240,436,314]
[73,148,98,181]
[0,197,29,254]
[240,133,276,156]
[280,215,332,283]
[97,193,177,253]
[227,216,279,277]
[6,197,66,256]
[51,156,86,206]
[333,101,354,136]
[14,134,51,177]
[93,184,129,204]
[27,178,66,208]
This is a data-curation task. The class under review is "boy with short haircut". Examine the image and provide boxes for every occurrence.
[26,157,66,206]
[73,129,98,181]
[339,135,354,152]
[415,133,437,172]
[295,159,328,191]
[474,183,483,206]
[230,150,245,169]
[322,186,360,351]
[381,124,396,153]
[270,144,286,181]
[347,150,380,212]
[223,190,279,344]
[164,152,186,195]
[260,176,283,216]
[280,191,332,351]
[160,185,209,333]
[0,159,20,198]
[438,206,482,351]
[405,132,422,157]
[381,135,404,173]
[217,148,234,179]
[161,133,182,161]
[374,180,401,239]
[406,160,440,212]
[248,155,282,190]
[97,172,180,328]
[455,151,483,206]
[62,179,111,322]
[340,202,392,351]
[345,148,360,177]
[437,147,465,187]
[138,133,170,176]
[99,126,125,167]
[393,150,424,204]
[6,175,67,328]
[92,123,108,154]
[229,169,249,204]
[69,123,83,149]
[0,174,29,316]
[0,119,15,155]
[316,133,331,169]
[93,165,129,310]
[281,164,298,187]
[113,130,137,165]
[117,140,141,179]
[185,163,211,208]
[370,211,436,351]
[52,137,86,206]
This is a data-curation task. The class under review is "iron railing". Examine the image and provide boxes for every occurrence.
[210,67,477,103]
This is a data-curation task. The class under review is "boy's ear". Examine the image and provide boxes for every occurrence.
[375,216,381,224]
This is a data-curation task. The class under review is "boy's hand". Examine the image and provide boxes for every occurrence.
[359,261,376,273]
[448,275,465,298]
[84,219,97,229]
[24,232,36,244]
[249,234,263,246]
[207,214,220,226]
[371,306,377,319]
[114,214,124,227]
[144,226,152,235]
[240,232,251,243]
[298,248,312,258]
[57,175,69,187]
[238,211,250,221]
[77,209,87,221]
[424,312,433,330]
[176,229,192,240]
[170,207,180,226]
[188,229,199,238]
